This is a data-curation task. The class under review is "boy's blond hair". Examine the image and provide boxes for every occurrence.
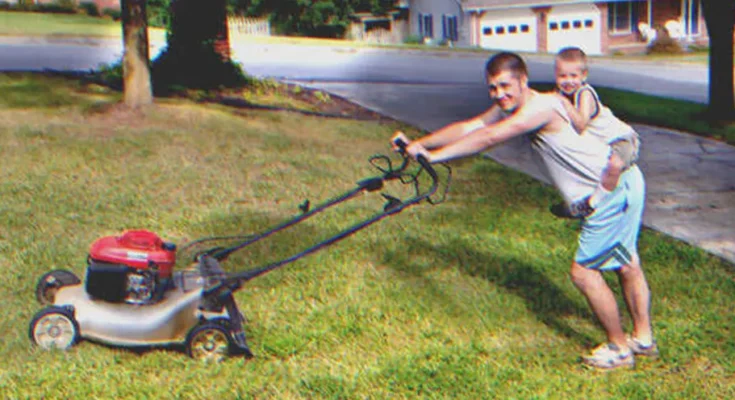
[556,47,588,72]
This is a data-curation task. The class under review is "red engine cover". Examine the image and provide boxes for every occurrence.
[88,230,176,278]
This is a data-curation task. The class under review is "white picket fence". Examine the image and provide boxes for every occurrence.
[228,17,271,37]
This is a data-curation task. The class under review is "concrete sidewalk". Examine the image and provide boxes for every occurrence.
[304,81,735,265]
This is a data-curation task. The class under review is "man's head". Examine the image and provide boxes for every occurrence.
[554,47,588,96]
[485,52,529,113]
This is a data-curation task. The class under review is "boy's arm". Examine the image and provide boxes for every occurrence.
[425,95,556,163]
[562,89,597,133]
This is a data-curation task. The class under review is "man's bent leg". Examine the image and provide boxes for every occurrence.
[570,262,627,347]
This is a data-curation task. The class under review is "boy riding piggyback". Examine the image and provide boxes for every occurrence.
[551,47,641,219]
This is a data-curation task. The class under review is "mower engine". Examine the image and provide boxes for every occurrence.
[85,230,176,305]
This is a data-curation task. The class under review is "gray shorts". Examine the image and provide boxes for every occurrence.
[610,133,640,170]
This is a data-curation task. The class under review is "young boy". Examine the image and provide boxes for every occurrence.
[551,47,641,219]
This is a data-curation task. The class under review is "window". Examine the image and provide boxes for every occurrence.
[573,20,582,29]
[509,25,517,34]
[608,1,633,33]
[561,21,570,29]
[421,14,433,38]
[495,26,505,34]
[550,22,559,30]
[442,15,459,41]
[483,27,492,35]
[521,24,530,33]
[585,19,593,28]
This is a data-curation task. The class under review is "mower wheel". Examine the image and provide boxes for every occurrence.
[185,321,234,362]
[29,306,79,350]
[35,269,81,305]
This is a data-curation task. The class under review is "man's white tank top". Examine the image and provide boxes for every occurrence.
[522,93,610,205]
[574,84,637,143]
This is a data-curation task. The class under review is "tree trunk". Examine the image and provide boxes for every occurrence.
[702,0,735,119]
[169,0,230,60]
[122,0,153,108]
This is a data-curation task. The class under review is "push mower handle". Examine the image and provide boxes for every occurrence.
[391,135,439,193]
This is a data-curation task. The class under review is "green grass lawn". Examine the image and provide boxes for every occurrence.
[0,73,733,398]
[0,11,166,41]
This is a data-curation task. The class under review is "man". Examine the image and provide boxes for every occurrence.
[394,52,656,370]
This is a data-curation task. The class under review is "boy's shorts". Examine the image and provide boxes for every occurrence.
[575,165,645,271]
[609,133,640,170]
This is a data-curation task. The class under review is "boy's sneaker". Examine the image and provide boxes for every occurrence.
[581,343,635,370]
[550,196,594,219]
[626,336,659,358]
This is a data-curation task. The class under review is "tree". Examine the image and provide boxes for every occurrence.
[701,0,735,119]
[230,0,396,38]
[150,0,246,91]
[121,0,153,107]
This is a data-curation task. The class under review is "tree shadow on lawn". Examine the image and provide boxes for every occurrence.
[382,235,598,348]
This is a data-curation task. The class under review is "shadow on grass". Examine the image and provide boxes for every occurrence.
[382,234,597,347]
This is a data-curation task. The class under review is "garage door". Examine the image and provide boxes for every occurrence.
[479,9,537,53]
[547,4,601,55]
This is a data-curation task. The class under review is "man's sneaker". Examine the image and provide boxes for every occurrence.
[626,336,659,358]
[581,343,635,370]
[550,196,594,219]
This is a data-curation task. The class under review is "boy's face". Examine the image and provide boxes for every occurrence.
[555,59,587,96]
[487,69,527,113]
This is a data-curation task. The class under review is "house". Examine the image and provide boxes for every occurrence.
[408,0,708,55]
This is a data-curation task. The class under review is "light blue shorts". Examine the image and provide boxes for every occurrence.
[575,165,645,271]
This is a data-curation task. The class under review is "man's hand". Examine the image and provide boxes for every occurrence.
[391,131,432,162]
[406,141,432,163]
[391,131,410,152]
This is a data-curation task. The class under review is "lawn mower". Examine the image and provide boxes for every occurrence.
[29,140,450,361]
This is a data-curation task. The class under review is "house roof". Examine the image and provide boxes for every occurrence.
[462,0,644,12]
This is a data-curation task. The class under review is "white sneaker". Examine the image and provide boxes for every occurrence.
[581,343,635,370]
[626,336,659,358]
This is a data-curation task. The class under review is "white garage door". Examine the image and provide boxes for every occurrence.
[547,4,602,55]
[479,9,537,53]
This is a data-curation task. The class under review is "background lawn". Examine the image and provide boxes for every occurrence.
[0,73,733,398]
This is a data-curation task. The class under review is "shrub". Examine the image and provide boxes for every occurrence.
[646,26,684,55]
[102,7,121,21]
[0,2,10,11]
[35,0,77,14]
[403,35,423,45]
[79,2,101,17]
[150,43,248,94]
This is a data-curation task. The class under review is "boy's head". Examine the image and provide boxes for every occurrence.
[554,47,588,96]
[485,52,529,113]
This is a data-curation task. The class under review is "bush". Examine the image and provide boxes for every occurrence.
[35,0,77,14]
[102,7,121,21]
[646,26,684,55]
[0,2,10,11]
[403,35,423,45]
[151,43,248,94]
[79,2,101,17]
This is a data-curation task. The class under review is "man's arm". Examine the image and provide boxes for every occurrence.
[412,105,505,150]
[425,94,557,163]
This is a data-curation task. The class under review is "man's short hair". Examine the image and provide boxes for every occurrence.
[485,52,528,78]
[556,47,588,70]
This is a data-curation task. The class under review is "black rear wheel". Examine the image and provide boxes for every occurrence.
[185,321,234,362]
[29,306,79,350]
[35,269,81,305]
